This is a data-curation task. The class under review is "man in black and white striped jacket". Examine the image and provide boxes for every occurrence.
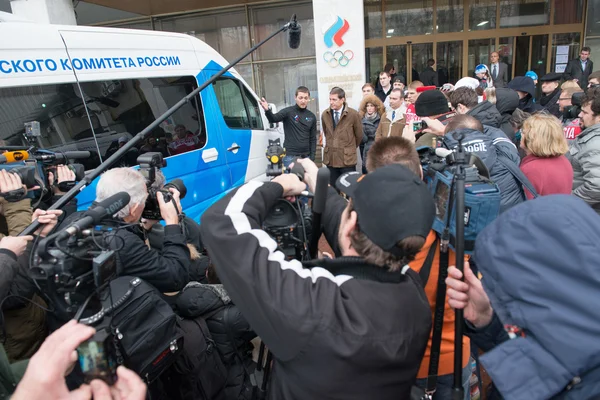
[200,163,436,400]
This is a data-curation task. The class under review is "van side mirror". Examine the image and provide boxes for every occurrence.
[268,103,279,129]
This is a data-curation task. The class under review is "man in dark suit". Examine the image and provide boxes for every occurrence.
[563,47,593,89]
[419,59,438,87]
[489,51,508,88]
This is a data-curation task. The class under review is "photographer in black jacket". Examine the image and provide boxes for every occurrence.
[58,167,190,293]
[200,165,435,399]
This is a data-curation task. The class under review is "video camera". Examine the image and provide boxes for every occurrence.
[137,152,187,220]
[266,138,286,177]
[31,192,129,322]
[262,144,312,261]
[417,146,501,253]
[563,91,585,120]
[0,124,89,201]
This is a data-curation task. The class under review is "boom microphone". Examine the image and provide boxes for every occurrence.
[56,192,130,241]
[0,150,29,164]
[34,151,91,163]
[286,14,302,50]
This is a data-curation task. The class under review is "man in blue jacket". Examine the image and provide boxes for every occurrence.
[446,195,600,400]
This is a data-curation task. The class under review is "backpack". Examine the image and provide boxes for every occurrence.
[99,276,183,384]
[159,311,228,400]
[444,127,538,208]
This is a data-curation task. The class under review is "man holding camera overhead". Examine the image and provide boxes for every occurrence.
[58,167,190,293]
[200,163,435,399]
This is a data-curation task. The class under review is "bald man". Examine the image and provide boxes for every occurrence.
[489,51,508,88]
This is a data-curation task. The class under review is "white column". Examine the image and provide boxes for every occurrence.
[312,1,366,111]
[10,0,77,25]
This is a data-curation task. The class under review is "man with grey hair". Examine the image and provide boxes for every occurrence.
[60,167,191,292]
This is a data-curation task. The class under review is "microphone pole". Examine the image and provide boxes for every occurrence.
[308,167,330,259]
[20,15,301,237]
[452,132,467,400]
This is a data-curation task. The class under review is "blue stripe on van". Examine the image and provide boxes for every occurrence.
[75,61,252,224]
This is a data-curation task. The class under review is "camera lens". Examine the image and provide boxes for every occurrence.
[164,178,187,199]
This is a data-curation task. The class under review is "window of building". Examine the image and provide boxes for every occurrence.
[552,33,582,74]
[437,41,463,85]
[254,59,318,118]
[469,0,497,31]
[251,3,315,60]
[436,0,464,33]
[364,0,383,39]
[554,0,584,25]
[586,0,600,36]
[0,76,206,171]
[156,10,250,63]
[366,47,384,85]
[385,0,433,37]
[468,38,495,76]
[499,0,549,28]
[213,78,263,130]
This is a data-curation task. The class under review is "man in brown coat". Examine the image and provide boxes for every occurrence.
[375,89,407,141]
[321,87,363,185]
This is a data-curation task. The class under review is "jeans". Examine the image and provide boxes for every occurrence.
[414,362,471,400]
[283,154,309,169]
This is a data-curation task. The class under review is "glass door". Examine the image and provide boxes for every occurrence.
[386,45,408,84]
[410,43,434,84]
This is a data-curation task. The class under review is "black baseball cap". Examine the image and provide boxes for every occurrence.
[336,164,435,257]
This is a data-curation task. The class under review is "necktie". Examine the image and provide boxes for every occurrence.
[334,111,339,125]
[392,111,396,121]
[493,64,497,79]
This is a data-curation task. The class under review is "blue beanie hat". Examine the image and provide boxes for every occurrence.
[525,71,538,81]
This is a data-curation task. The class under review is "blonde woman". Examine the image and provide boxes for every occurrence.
[520,113,573,199]
[561,80,581,90]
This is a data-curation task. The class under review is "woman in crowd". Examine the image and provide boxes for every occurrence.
[359,94,385,174]
[519,113,573,199]
[475,64,493,90]
[509,108,531,158]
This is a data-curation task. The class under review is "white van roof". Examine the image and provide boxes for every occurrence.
[0,21,235,88]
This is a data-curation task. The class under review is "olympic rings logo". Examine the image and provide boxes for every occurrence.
[323,50,354,68]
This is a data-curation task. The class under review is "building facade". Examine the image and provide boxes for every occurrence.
[90,0,595,114]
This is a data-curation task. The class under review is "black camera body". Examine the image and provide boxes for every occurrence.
[31,236,118,322]
[137,152,187,220]
[263,199,311,261]
[563,91,585,120]
[266,138,286,177]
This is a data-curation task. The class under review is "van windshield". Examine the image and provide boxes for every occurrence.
[0,76,206,171]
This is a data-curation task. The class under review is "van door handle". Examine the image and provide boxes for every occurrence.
[227,144,241,152]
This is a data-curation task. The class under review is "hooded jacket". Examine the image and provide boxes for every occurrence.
[200,181,432,400]
[508,77,542,113]
[467,100,502,128]
[169,283,257,400]
[568,122,600,214]
[494,88,520,141]
[443,127,523,211]
[540,86,562,118]
[359,95,384,161]
[473,195,600,400]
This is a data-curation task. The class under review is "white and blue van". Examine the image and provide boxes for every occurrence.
[0,16,283,222]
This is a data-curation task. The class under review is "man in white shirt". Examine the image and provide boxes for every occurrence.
[375,89,406,140]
